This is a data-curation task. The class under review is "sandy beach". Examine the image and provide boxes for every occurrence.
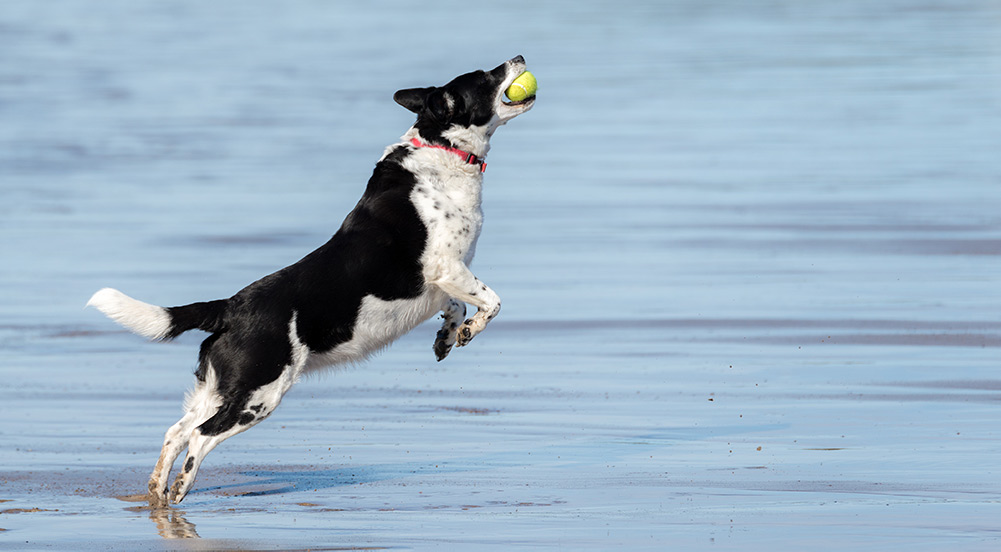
[2,1,1000,550]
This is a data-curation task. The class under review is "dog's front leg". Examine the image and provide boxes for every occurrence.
[434,298,466,361]
[427,260,501,349]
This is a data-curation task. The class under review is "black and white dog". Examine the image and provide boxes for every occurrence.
[88,56,535,506]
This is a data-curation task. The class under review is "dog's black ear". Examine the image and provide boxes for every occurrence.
[394,87,436,113]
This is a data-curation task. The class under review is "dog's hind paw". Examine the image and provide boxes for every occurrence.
[147,480,169,509]
[168,477,190,505]
[147,491,169,509]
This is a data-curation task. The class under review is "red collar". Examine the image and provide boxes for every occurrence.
[410,137,486,173]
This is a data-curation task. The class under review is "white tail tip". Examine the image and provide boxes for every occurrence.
[87,288,172,340]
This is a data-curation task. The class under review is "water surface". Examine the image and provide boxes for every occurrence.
[1,1,1000,550]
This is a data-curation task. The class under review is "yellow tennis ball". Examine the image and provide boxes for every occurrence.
[506,71,538,102]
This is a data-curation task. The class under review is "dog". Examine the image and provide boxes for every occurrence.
[87,56,535,506]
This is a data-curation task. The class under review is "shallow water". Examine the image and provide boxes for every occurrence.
[2,1,1000,550]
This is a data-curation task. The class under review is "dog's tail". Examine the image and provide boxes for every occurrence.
[87,288,228,340]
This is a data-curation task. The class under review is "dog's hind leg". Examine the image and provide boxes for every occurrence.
[169,315,308,504]
[148,413,197,507]
[147,370,224,507]
[170,326,308,504]
[167,374,298,504]
[168,404,257,504]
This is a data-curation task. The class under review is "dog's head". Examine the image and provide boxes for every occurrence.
[394,56,535,153]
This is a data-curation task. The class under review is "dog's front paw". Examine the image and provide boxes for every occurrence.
[434,327,454,361]
[455,319,479,348]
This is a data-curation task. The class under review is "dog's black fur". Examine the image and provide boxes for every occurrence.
[88,56,535,506]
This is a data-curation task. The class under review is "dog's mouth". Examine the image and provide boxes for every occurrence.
[502,70,537,107]
[492,57,536,124]
[503,96,536,107]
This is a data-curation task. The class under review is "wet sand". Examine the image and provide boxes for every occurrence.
[2,1,1000,550]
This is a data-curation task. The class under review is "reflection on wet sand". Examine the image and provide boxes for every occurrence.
[150,507,199,539]
[120,494,198,539]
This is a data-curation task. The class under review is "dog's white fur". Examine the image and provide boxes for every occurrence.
[87,288,172,340]
[305,292,449,371]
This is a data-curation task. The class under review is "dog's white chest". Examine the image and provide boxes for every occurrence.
[409,164,485,266]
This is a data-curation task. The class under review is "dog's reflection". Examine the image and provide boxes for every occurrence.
[149,507,200,539]
[121,494,200,539]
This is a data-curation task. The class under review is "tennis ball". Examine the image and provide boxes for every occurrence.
[506,71,538,102]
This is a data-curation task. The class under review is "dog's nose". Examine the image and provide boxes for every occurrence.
[511,55,525,64]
